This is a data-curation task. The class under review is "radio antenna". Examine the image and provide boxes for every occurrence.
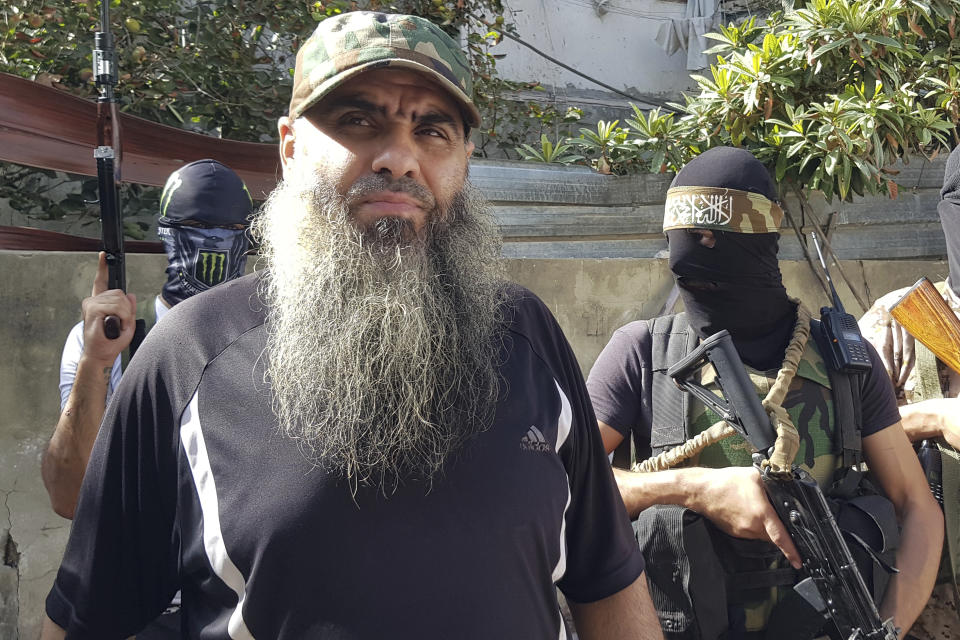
[810,232,844,313]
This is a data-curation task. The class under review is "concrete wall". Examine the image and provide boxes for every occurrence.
[0,249,950,637]
[473,156,950,261]
[494,0,695,101]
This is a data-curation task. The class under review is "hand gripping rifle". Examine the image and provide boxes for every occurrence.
[94,0,144,354]
[667,330,899,640]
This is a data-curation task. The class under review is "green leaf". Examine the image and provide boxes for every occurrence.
[863,34,900,48]
[168,103,184,123]
[787,141,807,158]
[775,150,788,181]
[811,38,853,59]
[824,151,839,177]
[839,154,852,200]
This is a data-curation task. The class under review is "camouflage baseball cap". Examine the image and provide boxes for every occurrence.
[288,12,480,127]
[662,186,784,234]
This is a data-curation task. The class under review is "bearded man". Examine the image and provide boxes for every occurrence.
[41,12,657,640]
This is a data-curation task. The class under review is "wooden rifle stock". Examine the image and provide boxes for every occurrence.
[889,277,960,375]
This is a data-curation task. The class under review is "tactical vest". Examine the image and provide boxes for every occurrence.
[645,313,864,477]
[630,313,898,639]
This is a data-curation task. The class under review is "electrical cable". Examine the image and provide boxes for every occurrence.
[466,12,679,112]
[557,0,680,21]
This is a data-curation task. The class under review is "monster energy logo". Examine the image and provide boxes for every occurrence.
[195,250,229,286]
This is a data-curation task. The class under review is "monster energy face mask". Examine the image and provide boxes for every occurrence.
[158,222,249,306]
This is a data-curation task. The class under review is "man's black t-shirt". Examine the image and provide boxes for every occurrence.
[47,274,643,639]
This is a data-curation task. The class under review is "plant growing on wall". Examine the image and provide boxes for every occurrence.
[516,134,583,165]
[524,0,958,204]
[671,0,958,203]
[516,0,958,307]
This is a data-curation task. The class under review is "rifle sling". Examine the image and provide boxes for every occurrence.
[940,441,960,598]
[914,340,943,402]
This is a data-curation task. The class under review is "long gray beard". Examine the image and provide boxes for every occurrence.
[252,172,505,492]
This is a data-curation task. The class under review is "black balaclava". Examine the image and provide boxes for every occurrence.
[157,159,254,306]
[666,147,796,370]
[939,145,960,297]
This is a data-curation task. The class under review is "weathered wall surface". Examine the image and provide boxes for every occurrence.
[475,156,949,262]
[0,252,171,639]
[0,249,950,637]
[493,0,694,109]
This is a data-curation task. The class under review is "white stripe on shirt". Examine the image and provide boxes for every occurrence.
[181,389,255,640]
[552,379,574,640]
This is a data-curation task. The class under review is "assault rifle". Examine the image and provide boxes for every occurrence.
[94,0,124,339]
[668,330,899,640]
[93,0,144,352]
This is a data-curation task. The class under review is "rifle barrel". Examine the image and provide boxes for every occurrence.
[94,0,125,340]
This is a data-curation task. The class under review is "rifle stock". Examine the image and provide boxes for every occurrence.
[667,330,777,454]
[889,277,960,376]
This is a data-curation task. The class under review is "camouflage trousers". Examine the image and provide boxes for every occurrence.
[906,583,958,640]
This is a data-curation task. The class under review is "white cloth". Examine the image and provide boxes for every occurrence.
[59,296,170,410]
[655,0,721,70]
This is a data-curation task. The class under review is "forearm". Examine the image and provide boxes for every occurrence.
[569,575,664,640]
[879,493,943,634]
[40,615,66,640]
[898,398,955,442]
[42,356,112,519]
[613,466,708,519]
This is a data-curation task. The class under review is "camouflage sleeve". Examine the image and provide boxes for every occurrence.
[858,288,916,404]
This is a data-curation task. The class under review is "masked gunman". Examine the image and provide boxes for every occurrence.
[42,158,252,637]
[41,12,659,640]
[587,147,942,639]
[858,144,960,640]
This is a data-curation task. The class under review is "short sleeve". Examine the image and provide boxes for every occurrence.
[503,287,644,604]
[58,322,84,410]
[549,326,645,603]
[58,320,123,411]
[858,339,903,437]
[586,321,651,439]
[46,337,181,638]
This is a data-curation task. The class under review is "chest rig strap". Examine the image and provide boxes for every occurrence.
[649,313,699,456]
[810,319,863,470]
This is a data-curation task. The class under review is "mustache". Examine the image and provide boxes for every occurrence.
[344,174,437,212]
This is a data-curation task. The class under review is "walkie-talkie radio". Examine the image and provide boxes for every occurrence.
[810,232,873,373]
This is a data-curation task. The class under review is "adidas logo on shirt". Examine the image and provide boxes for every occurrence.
[521,426,552,452]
